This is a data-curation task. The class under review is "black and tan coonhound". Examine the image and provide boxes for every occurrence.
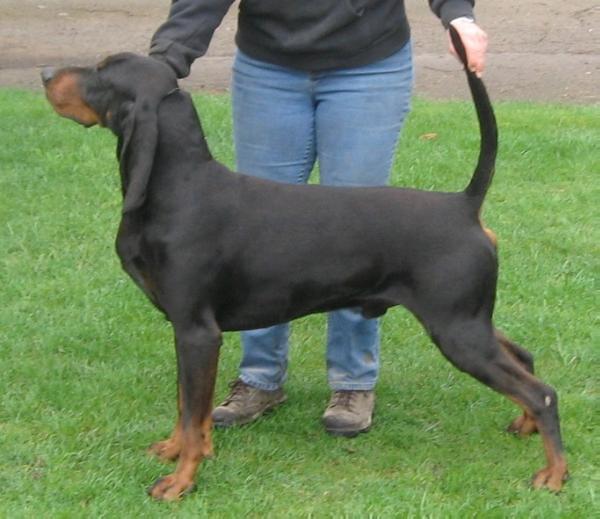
[41,29,567,500]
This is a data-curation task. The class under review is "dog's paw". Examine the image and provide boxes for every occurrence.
[147,474,197,501]
[148,438,181,462]
[532,464,569,493]
[507,412,538,436]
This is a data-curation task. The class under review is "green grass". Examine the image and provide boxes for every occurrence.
[1,89,598,517]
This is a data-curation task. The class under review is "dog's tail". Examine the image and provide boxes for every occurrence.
[449,25,498,210]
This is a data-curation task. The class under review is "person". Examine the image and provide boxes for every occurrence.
[150,0,488,437]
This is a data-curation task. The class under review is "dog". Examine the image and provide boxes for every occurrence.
[41,28,567,500]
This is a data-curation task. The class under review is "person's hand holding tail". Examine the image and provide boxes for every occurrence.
[449,17,488,77]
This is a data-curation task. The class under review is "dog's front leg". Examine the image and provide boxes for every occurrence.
[148,386,184,462]
[148,316,221,501]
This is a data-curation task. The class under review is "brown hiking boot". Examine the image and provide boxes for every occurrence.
[212,379,287,427]
[322,390,375,437]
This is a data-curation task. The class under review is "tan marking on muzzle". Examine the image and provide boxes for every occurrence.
[44,72,100,127]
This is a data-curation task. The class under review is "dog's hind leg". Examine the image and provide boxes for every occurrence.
[495,331,534,373]
[148,313,221,500]
[495,330,539,436]
[429,316,568,491]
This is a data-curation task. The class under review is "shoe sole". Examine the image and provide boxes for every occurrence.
[213,394,287,428]
[324,423,371,438]
[323,410,374,438]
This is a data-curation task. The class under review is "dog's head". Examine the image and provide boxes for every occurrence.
[42,54,178,213]
[42,52,177,130]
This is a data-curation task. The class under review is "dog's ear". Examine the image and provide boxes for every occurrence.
[117,97,159,213]
[449,25,469,70]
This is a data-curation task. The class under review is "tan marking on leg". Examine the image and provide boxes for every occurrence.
[148,386,184,462]
[149,416,214,501]
[532,434,569,492]
[506,395,567,491]
[506,394,538,436]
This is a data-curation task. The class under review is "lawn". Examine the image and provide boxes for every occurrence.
[1,89,598,517]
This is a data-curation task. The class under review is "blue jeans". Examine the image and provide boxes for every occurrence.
[232,43,413,391]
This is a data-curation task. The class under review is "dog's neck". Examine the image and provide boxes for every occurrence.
[156,90,213,165]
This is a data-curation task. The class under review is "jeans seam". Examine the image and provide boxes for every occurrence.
[299,120,315,184]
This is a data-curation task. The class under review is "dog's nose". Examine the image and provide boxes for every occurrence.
[41,67,56,85]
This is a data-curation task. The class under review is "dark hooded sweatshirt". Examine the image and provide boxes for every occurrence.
[151,0,474,78]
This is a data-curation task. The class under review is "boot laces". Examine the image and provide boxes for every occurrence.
[223,379,250,406]
[331,391,358,411]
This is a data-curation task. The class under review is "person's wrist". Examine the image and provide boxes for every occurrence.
[451,16,475,24]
